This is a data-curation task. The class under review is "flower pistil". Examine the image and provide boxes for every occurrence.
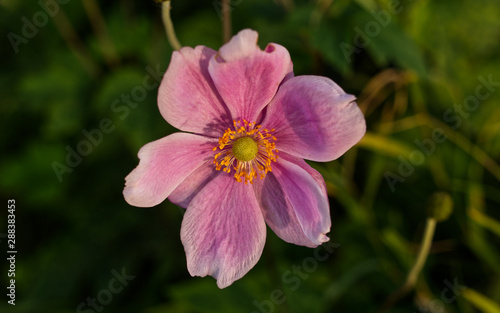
[213,120,278,184]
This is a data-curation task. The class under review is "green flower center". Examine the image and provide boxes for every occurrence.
[232,136,258,162]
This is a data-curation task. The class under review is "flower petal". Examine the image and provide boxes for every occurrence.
[169,162,220,208]
[254,155,331,246]
[262,75,366,162]
[158,46,232,137]
[181,174,266,288]
[279,153,328,201]
[123,133,216,207]
[208,29,293,122]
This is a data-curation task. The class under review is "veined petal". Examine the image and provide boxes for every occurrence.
[181,174,266,288]
[262,75,366,162]
[158,46,232,137]
[123,133,216,207]
[254,155,331,246]
[169,162,220,208]
[279,153,328,201]
[208,29,293,122]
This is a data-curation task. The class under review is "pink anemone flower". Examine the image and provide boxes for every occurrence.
[123,29,366,288]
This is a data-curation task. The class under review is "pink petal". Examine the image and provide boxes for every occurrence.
[279,153,328,201]
[168,162,220,208]
[158,46,232,137]
[123,133,216,207]
[181,174,266,288]
[254,154,331,246]
[262,75,366,162]
[208,29,293,122]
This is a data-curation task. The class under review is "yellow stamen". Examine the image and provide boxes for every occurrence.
[213,119,278,184]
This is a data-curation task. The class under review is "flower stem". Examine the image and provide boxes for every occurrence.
[378,217,437,313]
[405,218,436,288]
[161,1,181,50]
[222,0,232,43]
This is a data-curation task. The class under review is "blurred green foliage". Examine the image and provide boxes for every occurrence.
[1,0,499,312]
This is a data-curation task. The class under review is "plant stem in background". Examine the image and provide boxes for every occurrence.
[82,0,120,67]
[274,0,294,11]
[49,7,100,77]
[310,0,333,26]
[378,217,437,313]
[222,0,232,43]
[162,1,181,50]
[404,218,436,288]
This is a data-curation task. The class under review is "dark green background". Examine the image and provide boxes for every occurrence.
[1,0,499,312]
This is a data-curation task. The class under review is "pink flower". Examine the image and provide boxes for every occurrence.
[123,29,365,288]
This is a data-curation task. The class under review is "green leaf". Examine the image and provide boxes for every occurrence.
[310,26,352,75]
[358,132,414,157]
[462,288,500,313]
[366,22,428,77]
